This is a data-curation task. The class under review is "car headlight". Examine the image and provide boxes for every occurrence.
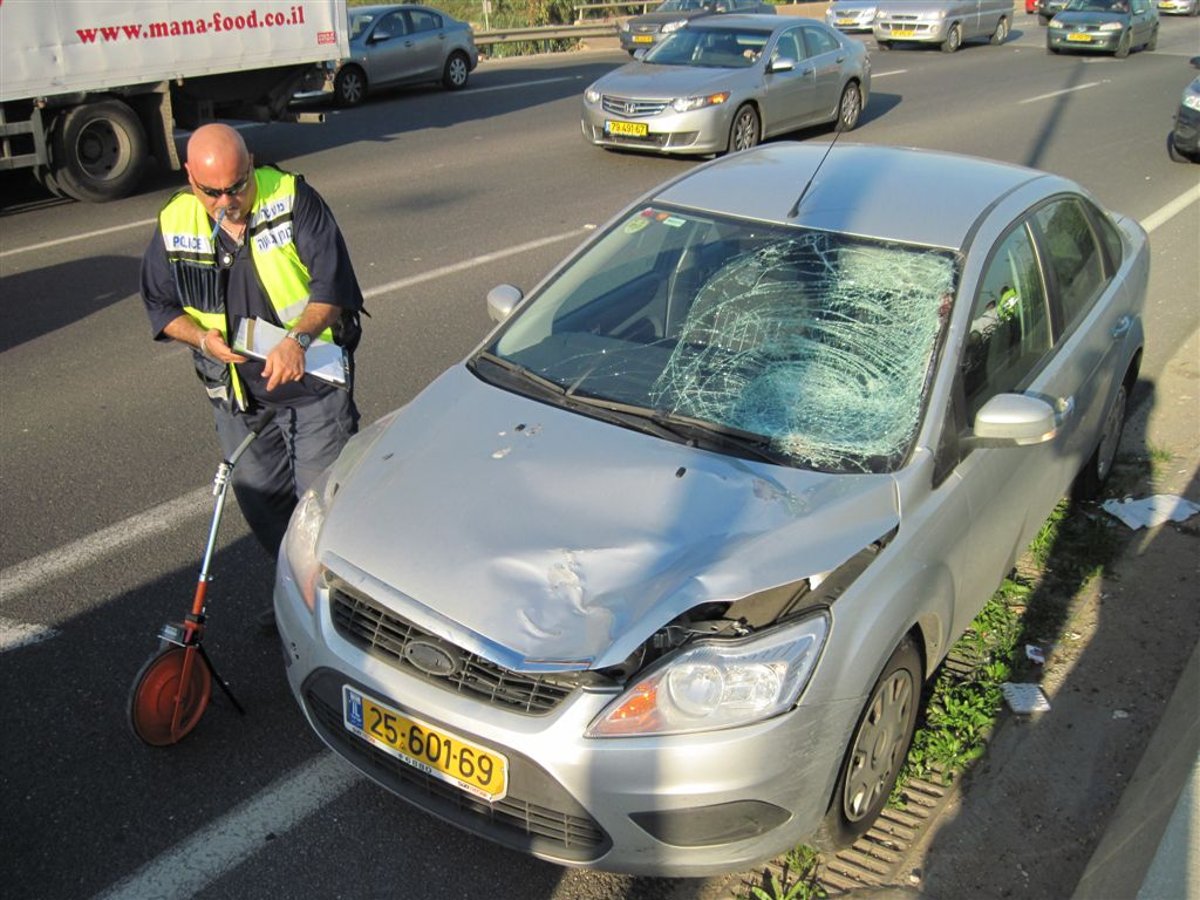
[1098,21,1123,29]
[934,7,947,17]
[671,91,730,113]
[585,87,602,104]
[1184,93,1200,112]
[586,613,829,737]
[620,20,630,32]
[661,19,687,33]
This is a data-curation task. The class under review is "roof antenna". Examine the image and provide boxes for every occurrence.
[787,119,847,219]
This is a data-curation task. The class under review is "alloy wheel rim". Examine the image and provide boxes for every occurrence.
[844,668,914,821]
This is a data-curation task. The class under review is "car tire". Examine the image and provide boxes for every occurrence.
[990,16,1009,44]
[1145,25,1158,51]
[877,39,893,50]
[334,65,367,107]
[1167,132,1194,163]
[1047,43,1061,53]
[815,636,922,850]
[941,22,963,52]
[1072,378,1129,500]
[50,99,147,202]
[727,104,760,153]
[837,81,863,131]
[443,51,471,90]
[1114,29,1131,58]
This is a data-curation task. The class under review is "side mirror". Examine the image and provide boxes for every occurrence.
[768,57,796,73]
[965,393,1057,449]
[486,284,523,323]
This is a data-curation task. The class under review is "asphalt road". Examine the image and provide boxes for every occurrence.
[1,14,1198,900]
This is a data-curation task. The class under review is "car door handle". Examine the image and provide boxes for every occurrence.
[1111,315,1132,339]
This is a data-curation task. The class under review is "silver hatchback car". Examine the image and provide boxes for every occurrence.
[583,16,870,156]
[275,143,1146,875]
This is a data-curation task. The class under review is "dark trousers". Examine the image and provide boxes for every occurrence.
[210,388,358,557]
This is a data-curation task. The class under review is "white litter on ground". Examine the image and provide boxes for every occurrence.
[1002,682,1052,714]
[1100,494,1200,530]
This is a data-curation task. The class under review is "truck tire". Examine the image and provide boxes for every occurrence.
[51,100,146,202]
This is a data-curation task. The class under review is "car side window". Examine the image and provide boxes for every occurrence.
[1031,198,1108,336]
[962,223,1052,419]
[801,26,840,56]
[407,10,441,33]
[373,11,408,40]
[772,31,805,64]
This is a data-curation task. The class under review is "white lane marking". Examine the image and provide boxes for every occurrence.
[462,75,583,95]
[0,617,58,652]
[362,225,594,300]
[92,753,360,900]
[871,68,908,77]
[1019,81,1106,104]
[0,487,212,606]
[0,218,156,259]
[1141,183,1200,234]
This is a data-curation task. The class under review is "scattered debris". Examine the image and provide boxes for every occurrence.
[1025,644,1046,665]
[1112,709,1130,720]
[1002,682,1051,714]
[1101,494,1200,530]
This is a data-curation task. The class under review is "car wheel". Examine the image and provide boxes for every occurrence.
[1072,379,1129,500]
[1047,43,1061,53]
[941,22,963,52]
[837,81,863,131]
[1167,132,1194,163]
[990,16,1009,44]
[816,636,922,850]
[1145,25,1158,50]
[728,104,760,153]
[877,39,893,50]
[334,66,367,107]
[443,51,470,90]
[1114,29,1131,58]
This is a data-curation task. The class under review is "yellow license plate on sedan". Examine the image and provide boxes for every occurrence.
[607,120,649,137]
[343,685,508,801]
[633,34,653,43]
[836,17,857,24]
[891,28,915,37]
[1066,32,1093,41]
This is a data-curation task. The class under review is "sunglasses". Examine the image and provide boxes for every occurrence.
[195,171,251,199]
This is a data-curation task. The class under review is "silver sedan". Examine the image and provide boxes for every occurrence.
[582,16,870,156]
[274,143,1146,875]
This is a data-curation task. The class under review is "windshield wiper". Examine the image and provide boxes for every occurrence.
[472,352,567,398]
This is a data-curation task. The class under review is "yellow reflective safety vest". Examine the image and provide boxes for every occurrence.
[157,166,333,410]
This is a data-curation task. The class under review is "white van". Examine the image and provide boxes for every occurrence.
[873,0,1014,50]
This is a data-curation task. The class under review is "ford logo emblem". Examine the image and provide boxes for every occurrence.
[403,639,460,677]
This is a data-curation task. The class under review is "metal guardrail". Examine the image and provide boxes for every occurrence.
[474,22,619,47]
[572,1,657,17]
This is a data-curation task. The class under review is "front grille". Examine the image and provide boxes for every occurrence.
[602,96,669,117]
[303,670,610,861]
[630,23,661,34]
[329,581,577,715]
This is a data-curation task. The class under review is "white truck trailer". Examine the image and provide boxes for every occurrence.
[0,0,349,202]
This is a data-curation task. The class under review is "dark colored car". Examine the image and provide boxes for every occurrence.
[619,0,775,54]
[1169,75,1200,162]
[1046,0,1158,57]
[1036,0,1071,23]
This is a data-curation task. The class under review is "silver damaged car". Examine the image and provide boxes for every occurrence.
[275,143,1147,875]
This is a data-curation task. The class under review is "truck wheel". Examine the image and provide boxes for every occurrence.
[334,66,367,107]
[51,100,146,203]
[442,51,471,90]
[941,22,963,52]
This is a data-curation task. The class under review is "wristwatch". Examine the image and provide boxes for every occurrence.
[285,329,312,351]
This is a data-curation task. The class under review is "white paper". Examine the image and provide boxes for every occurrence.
[1100,495,1200,530]
[232,317,346,387]
[1002,682,1051,714]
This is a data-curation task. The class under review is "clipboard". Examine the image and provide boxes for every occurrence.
[232,317,347,387]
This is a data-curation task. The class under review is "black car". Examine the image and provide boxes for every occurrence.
[1169,74,1200,162]
[618,0,774,54]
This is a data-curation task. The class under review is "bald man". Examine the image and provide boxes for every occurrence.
[140,124,364,626]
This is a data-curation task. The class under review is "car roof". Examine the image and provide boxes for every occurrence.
[651,143,1064,250]
[686,13,796,29]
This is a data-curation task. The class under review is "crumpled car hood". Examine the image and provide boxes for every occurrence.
[595,64,746,99]
[319,366,899,671]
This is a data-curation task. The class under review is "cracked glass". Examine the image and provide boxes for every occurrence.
[485,207,959,473]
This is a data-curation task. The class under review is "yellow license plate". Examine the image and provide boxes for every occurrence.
[891,28,915,37]
[607,120,649,137]
[836,18,857,24]
[343,685,508,801]
[633,34,653,43]
[1066,32,1093,41]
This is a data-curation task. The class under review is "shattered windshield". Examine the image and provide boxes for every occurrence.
[480,207,957,473]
